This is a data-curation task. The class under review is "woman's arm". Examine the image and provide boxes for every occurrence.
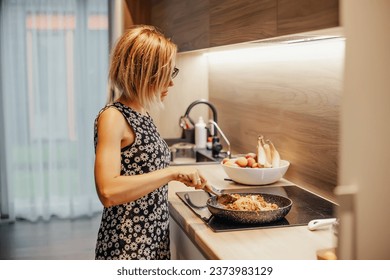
[94,108,207,207]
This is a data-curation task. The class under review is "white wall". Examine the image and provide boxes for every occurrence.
[338,0,390,259]
[150,51,209,139]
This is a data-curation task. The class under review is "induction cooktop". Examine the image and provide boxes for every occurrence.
[176,185,337,232]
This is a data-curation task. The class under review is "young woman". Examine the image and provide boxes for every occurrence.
[94,25,208,260]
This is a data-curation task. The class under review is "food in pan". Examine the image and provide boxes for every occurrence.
[207,193,292,224]
[222,194,279,211]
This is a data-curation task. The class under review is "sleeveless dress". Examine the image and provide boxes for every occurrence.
[94,102,171,260]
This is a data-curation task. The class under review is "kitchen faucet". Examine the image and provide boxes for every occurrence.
[180,99,218,134]
[208,120,231,159]
[180,99,230,158]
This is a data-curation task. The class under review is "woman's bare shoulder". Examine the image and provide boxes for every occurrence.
[97,107,127,132]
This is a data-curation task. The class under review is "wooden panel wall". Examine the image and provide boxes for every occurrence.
[208,39,344,197]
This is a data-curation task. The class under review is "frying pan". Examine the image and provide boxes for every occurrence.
[207,193,293,224]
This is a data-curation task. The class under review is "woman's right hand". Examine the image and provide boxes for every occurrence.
[172,166,207,189]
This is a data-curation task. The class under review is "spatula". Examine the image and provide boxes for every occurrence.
[203,184,237,205]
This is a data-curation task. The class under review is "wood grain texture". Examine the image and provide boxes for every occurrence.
[124,0,151,25]
[150,0,209,52]
[208,40,343,195]
[277,0,339,36]
[209,0,277,47]
[147,0,339,52]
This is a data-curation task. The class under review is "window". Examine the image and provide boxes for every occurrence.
[0,0,109,221]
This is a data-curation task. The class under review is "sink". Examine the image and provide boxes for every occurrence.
[170,150,219,166]
[165,138,220,166]
[164,137,191,147]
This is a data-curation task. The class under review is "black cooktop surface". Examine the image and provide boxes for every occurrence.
[176,185,337,232]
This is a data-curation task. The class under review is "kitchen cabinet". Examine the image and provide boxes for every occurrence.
[149,0,277,51]
[277,0,339,36]
[124,0,208,51]
[150,0,210,51]
[209,0,277,47]
[127,0,339,52]
[170,217,207,260]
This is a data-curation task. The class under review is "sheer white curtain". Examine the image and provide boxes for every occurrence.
[0,0,108,221]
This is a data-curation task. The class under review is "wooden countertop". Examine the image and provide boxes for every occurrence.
[168,164,336,260]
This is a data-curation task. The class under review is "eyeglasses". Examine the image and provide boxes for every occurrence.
[171,67,179,79]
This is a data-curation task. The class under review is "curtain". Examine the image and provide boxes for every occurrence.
[0,0,108,221]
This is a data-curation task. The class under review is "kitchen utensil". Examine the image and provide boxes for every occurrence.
[203,184,237,204]
[206,193,292,224]
[307,218,338,231]
[221,159,290,185]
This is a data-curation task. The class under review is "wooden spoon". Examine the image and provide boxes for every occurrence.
[203,184,237,205]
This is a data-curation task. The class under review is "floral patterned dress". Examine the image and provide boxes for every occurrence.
[94,102,171,260]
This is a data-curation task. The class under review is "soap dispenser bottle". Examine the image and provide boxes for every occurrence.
[195,116,207,149]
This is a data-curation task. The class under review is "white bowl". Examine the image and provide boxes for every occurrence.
[221,159,290,185]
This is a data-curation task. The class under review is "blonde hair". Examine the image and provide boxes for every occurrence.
[107,25,177,109]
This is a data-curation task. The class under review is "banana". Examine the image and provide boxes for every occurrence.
[257,136,281,168]
[262,138,273,168]
[256,136,266,167]
[268,139,281,168]
[257,135,272,168]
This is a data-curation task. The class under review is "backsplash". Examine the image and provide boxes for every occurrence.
[208,38,345,196]
[153,37,344,197]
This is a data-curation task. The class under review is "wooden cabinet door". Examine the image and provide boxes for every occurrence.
[149,0,278,51]
[277,0,339,36]
[150,0,209,52]
[137,0,339,52]
[209,0,277,47]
